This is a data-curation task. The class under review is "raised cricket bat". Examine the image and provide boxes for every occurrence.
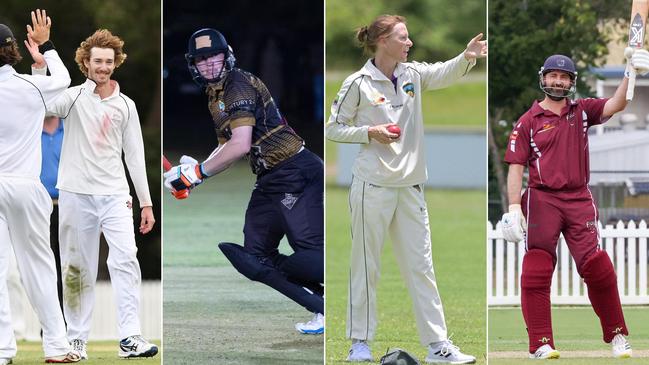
[627,0,649,101]
[162,155,189,199]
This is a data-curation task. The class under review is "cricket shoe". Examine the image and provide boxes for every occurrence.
[347,340,373,362]
[426,340,476,364]
[118,335,158,358]
[529,344,560,359]
[295,312,324,334]
[0,358,11,365]
[612,334,632,358]
[70,339,87,360]
[44,350,81,363]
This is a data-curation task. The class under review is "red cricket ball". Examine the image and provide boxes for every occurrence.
[387,124,401,136]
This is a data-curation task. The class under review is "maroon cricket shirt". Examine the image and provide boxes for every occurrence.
[504,98,610,191]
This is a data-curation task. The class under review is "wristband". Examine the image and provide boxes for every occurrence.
[38,40,55,53]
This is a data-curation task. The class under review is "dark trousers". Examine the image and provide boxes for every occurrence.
[243,149,324,284]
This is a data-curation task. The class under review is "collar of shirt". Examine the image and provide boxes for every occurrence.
[530,98,579,118]
[360,59,408,81]
[0,64,16,81]
[82,78,121,100]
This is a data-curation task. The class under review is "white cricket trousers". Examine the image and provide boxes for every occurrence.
[0,177,71,358]
[58,191,142,341]
[347,177,447,346]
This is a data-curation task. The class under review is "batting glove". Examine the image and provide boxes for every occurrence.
[630,48,649,76]
[163,163,205,192]
[501,204,526,243]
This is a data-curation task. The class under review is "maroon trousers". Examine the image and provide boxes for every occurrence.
[520,187,628,353]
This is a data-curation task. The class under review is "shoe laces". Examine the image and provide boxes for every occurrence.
[72,339,85,351]
[612,334,629,349]
[439,339,460,357]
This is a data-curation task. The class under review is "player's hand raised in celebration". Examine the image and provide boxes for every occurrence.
[24,35,45,69]
[26,9,51,46]
[368,123,400,144]
[463,33,487,61]
[629,48,649,76]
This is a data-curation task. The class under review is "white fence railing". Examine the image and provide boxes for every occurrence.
[488,220,649,306]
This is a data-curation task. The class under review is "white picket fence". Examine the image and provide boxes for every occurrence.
[488,220,649,306]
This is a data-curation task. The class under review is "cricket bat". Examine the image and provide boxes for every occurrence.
[162,155,189,199]
[627,0,649,101]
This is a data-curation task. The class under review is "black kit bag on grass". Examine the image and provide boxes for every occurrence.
[379,348,421,365]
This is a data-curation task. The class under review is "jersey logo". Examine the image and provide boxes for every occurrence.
[370,91,386,106]
[538,123,556,133]
[281,193,299,210]
[402,82,415,97]
[218,100,225,112]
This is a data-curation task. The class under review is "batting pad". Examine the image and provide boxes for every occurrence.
[521,249,555,353]
[581,250,628,343]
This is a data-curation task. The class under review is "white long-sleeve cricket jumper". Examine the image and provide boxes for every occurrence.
[326,53,474,187]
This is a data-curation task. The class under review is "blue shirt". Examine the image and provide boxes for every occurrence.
[40,120,64,199]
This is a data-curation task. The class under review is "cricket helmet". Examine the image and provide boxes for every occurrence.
[0,24,15,47]
[538,54,578,99]
[185,28,236,86]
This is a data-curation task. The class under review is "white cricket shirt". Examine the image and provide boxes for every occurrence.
[326,53,474,187]
[0,50,70,179]
[47,79,152,206]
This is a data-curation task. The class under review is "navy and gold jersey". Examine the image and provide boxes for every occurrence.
[205,68,304,175]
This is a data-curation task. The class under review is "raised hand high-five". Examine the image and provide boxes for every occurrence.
[26,9,51,46]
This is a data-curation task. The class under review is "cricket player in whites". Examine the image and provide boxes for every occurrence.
[326,15,485,363]
[164,28,324,334]
[33,29,158,358]
[501,49,649,359]
[0,10,80,364]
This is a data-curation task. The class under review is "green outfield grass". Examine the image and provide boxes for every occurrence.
[7,341,160,364]
[163,160,323,365]
[325,73,486,129]
[325,185,486,364]
[489,306,649,364]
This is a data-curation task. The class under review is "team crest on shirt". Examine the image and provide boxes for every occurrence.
[217,100,225,112]
[402,82,415,97]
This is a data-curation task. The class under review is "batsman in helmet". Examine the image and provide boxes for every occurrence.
[501,49,649,359]
[164,29,324,334]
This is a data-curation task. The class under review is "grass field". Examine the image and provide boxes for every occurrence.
[325,185,486,364]
[163,160,323,365]
[489,306,649,364]
[7,341,160,364]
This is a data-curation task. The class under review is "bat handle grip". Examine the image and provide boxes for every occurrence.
[627,69,637,101]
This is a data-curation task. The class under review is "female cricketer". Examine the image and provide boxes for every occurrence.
[326,14,486,364]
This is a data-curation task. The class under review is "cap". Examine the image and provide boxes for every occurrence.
[0,24,15,47]
[541,54,576,77]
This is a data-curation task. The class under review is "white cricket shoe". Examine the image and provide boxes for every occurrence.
[426,340,476,364]
[529,344,560,359]
[346,340,373,362]
[612,334,632,358]
[295,313,324,334]
[0,358,11,365]
[71,339,87,360]
[118,335,158,358]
